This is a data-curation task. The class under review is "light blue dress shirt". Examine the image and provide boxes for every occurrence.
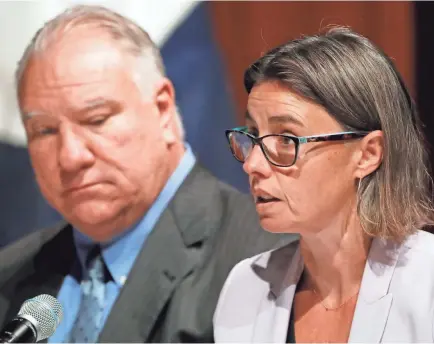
[49,145,196,343]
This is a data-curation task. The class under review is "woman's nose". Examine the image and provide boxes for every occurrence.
[243,144,273,178]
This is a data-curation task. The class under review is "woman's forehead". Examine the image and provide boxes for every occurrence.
[246,82,340,131]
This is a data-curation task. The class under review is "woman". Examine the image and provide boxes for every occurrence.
[213,27,434,343]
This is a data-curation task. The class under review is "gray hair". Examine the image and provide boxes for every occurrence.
[245,27,434,241]
[16,4,185,139]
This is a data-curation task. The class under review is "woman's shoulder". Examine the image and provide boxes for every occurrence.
[216,239,301,306]
[213,239,300,335]
[401,229,434,257]
[227,238,300,282]
[385,229,434,302]
[400,230,434,278]
[381,230,434,330]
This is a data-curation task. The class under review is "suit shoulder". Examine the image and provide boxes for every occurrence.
[216,179,251,200]
[194,167,258,220]
[177,163,255,212]
[0,221,67,279]
[215,179,257,214]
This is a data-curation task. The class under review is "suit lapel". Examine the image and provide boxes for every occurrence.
[99,164,216,343]
[4,266,67,343]
[348,237,403,343]
[0,224,75,342]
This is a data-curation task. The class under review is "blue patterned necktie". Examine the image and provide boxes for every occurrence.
[69,246,107,343]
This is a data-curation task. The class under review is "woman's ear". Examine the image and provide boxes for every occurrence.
[353,130,384,179]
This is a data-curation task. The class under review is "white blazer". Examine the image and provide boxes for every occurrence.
[213,230,434,342]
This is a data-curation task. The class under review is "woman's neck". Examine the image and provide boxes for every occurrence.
[299,209,372,308]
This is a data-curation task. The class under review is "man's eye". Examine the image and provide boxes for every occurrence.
[36,127,57,136]
[88,116,109,126]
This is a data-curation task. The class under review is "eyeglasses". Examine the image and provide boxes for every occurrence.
[225,126,370,167]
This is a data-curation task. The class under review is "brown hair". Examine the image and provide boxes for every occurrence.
[244,27,434,241]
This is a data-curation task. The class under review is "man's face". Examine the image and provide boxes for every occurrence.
[19,29,180,241]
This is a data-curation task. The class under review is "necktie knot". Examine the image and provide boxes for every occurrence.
[83,245,112,283]
[85,246,105,282]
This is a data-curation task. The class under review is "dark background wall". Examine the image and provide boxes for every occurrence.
[209,1,415,121]
[415,1,434,165]
[2,1,434,246]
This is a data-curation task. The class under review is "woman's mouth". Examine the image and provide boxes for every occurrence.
[255,195,280,204]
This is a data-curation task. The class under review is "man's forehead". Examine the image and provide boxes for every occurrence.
[18,33,138,116]
[20,51,134,98]
[24,32,130,79]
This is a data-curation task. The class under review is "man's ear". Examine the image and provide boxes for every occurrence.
[155,78,178,144]
[353,130,384,179]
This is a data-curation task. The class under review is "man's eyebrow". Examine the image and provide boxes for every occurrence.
[245,111,304,127]
[21,99,119,121]
[78,98,119,113]
[21,111,43,121]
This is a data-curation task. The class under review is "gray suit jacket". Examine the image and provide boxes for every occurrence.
[214,230,434,343]
[0,164,294,342]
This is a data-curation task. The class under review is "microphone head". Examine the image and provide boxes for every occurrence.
[17,294,63,341]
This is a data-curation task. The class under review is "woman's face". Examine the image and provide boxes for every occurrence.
[244,81,361,234]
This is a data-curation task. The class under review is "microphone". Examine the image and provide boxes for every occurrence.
[0,294,63,343]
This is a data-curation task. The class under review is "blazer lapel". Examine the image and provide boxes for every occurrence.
[251,242,303,342]
[99,165,215,343]
[348,237,403,343]
[241,235,404,343]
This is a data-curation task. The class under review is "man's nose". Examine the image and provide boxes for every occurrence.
[58,126,95,173]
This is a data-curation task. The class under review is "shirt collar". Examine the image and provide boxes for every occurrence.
[73,143,196,286]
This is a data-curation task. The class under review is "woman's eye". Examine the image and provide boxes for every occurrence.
[276,135,295,146]
[246,128,259,137]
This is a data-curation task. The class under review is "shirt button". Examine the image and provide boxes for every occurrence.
[120,276,127,285]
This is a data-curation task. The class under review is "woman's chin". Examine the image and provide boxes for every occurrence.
[259,216,299,234]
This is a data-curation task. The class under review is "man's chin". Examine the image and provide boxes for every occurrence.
[68,215,121,243]
[65,201,120,229]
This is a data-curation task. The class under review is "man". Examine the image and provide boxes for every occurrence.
[0,5,293,343]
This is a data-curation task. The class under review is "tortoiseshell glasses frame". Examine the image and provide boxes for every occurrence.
[225,126,370,167]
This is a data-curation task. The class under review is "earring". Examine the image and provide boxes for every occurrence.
[357,178,363,194]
